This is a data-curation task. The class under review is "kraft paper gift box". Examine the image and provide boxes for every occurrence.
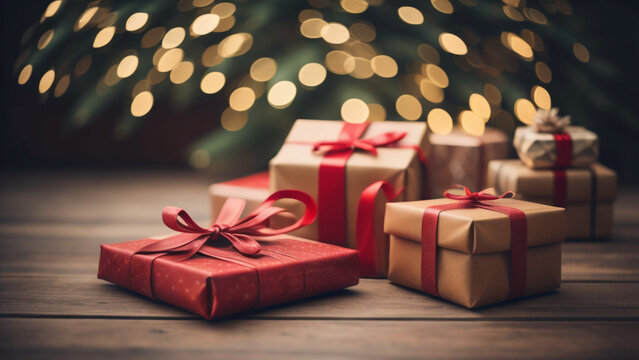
[514,126,598,169]
[269,119,429,277]
[98,190,359,319]
[210,172,270,221]
[428,127,510,196]
[384,193,565,308]
[486,160,617,239]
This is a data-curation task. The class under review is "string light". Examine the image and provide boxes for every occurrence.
[431,0,454,14]
[469,93,491,120]
[321,23,350,44]
[192,14,220,36]
[75,7,98,30]
[162,27,186,49]
[169,61,194,84]
[370,55,398,78]
[117,55,139,78]
[531,85,551,109]
[157,48,184,72]
[341,0,368,14]
[229,87,256,111]
[211,3,236,18]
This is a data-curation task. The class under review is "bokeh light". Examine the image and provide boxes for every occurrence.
[396,94,422,120]
[427,108,453,134]
[341,98,369,123]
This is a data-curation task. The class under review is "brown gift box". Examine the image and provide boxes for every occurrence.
[270,119,429,276]
[428,127,509,197]
[486,160,617,238]
[384,198,565,308]
[514,126,599,169]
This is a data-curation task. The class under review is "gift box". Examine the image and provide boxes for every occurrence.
[513,126,598,169]
[384,187,565,308]
[209,172,270,221]
[428,127,509,196]
[98,190,359,319]
[486,159,617,239]
[270,120,429,277]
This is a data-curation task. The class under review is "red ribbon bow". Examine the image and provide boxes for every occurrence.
[135,190,317,261]
[421,185,527,299]
[443,185,514,202]
[313,131,408,157]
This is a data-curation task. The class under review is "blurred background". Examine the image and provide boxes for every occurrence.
[2,0,638,183]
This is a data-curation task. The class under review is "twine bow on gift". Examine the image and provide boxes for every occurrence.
[135,190,317,261]
[532,108,571,134]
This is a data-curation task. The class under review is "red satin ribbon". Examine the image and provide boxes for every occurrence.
[135,189,317,260]
[552,133,572,207]
[315,122,425,246]
[420,185,528,299]
[356,181,403,277]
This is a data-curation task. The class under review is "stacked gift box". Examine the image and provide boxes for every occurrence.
[99,117,581,317]
[486,108,617,239]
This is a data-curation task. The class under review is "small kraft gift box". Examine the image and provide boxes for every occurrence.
[428,127,510,197]
[98,190,359,319]
[486,160,617,239]
[384,186,565,308]
[501,107,617,239]
[269,119,429,277]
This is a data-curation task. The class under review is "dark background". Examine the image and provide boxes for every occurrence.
[2,1,638,183]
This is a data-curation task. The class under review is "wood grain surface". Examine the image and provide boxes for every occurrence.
[0,170,638,359]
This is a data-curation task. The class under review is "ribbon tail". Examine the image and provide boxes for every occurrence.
[356,181,403,278]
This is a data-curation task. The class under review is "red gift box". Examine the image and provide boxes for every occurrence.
[98,190,359,319]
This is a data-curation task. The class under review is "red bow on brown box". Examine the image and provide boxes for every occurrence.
[98,190,359,319]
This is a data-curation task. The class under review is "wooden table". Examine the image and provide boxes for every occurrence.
[0,170,637,359]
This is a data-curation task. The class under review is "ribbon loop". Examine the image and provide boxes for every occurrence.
[136,190,317,259]
[443,185,514,202]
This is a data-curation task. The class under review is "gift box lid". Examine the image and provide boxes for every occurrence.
[487,160,617,202]
[384,198,565,255]
[429,127,507,147]
[271,119,429,171]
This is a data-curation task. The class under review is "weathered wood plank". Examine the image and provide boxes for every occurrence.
[1,276,638,320]
[1,318,637,360]
[3,227,638,281]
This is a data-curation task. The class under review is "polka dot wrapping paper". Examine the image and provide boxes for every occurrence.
[98,236,359,319]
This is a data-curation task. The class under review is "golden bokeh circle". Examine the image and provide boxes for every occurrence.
[321,23,350,44]
[93,26,115,48]
[341,98,369,123]
[157,48,184,72]
[299,63,327,87]
[427,108,453,134]
[126,13,149,32]
[514,98,536,124]
[117,55,139,78]
[200,72,226,94]
[367,103,386,122]
[131,91,154,117]
[396,94,423,121]
[250,57,277,82]
[162,27,186,49]
[18,64,33,85]
[370,55,398,78]
[229,87,256,111]
[469,93,491,120]
[267,81,297,109]
[192,14,220,35]
[460,110,485,136]
[221,108,248,131]
[535,62,552,83]
[53,74,70,98]
[438,33,467,55]
[325,50,355,75]
[38,69,55,93]
[398,6,424,25]
[424,64,449,88]
[531,85,551,110]
[169,61,194,84]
